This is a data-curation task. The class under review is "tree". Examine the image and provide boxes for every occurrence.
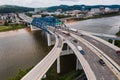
[4,20,9,26]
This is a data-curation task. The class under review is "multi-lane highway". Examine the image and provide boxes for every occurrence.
[19,14,120,80]
[54,28,119,80]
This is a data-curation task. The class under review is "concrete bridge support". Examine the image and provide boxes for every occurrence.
[57,56,60,73]
[112,39,115,45]
[57,44,82,74]
[76,58,82,70]
[30,25,42,31]
[47,33,52,46]
[46,33,55,46]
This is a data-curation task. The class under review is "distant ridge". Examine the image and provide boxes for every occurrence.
[0,4,120,13]
[0,5,34,13]
[46,5,120,11]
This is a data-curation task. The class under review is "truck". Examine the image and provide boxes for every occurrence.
[69,28,77,33]
[77,46,85,55]
[62,31,70,36]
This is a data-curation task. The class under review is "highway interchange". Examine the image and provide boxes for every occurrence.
[51,27,119,80]
[18,14,120,80]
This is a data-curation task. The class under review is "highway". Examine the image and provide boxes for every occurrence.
[54,28,119,80]
[79,33,120,65]
[18,13,33,23]
[21,33,63,80]
[20,14,120,80]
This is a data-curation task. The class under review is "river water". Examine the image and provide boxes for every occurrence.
[0,28,53,80]
[67,16,120,35]
[0,15,120,80]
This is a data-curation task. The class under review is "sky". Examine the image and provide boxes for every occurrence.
[0,0,120,8]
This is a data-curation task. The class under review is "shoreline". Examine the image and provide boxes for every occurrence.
[65,14,120,25]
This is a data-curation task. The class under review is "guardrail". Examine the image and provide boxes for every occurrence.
[88,41,120,72]
[71,33,120,79]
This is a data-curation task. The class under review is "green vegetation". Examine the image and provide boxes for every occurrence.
[9,66,83,80]
[108,31,120,48]
[58,70,83,80]
[116,31,120,36]
[9,67,33,80]
[46,5,120,12]
[108,39,120,47]
[25,13,33,17]
[0,24,26,32]
[0,5,34,13]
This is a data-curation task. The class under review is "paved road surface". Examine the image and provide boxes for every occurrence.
[56,29,119,80]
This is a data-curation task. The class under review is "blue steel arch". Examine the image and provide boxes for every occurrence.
[31,16,66,34]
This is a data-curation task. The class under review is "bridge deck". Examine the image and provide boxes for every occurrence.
[21,34,63,80]
[50,27,119,80]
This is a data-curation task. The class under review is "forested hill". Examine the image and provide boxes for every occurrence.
[0,5,120,13]
[46,5,120,12]
[0,5,34,13]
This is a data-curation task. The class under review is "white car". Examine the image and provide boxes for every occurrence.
[77,46,85,55]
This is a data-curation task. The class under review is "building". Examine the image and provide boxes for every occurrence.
[90,8,101,14]
[32,15,42,18]
[0,20,5,25]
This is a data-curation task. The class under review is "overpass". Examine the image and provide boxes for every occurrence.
[20,15,120,80]
[18,13,120,41]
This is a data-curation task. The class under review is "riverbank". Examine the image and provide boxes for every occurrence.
[66,12,120,25]
[0,24,27,32]
[116,31,120,36]
[9,66,83,80]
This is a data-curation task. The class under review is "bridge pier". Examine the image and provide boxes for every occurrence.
[76,58,82,70]
[47,33,52,46]
[46,33,55,46]
[57,56,60,73]
[30,25,42,31]
[112,39,115,45]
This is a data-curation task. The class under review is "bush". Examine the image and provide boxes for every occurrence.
[9,67,33,80]
[4,20,9,26]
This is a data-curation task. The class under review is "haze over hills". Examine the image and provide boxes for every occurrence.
[0,4,120,13]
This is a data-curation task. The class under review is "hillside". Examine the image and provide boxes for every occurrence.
[46,5,120,12]
[0,5,34,13]
[0,5,120,13]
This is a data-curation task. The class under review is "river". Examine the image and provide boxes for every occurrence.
[67,15,120,35]
[0,15,120,80]
[0,28,53,80]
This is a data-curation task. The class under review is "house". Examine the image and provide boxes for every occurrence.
[0,20,5,25]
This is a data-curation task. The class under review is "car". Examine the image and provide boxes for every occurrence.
[80,34,84,36]
[73,39,78,43]
[99,59,106,66]
[77,46,85,55]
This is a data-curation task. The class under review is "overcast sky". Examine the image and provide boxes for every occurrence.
[0,0,120,8]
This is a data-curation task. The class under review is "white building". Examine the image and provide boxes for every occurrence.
[32,15,42,18]
[90,8,100,14]
[105,7,111,12]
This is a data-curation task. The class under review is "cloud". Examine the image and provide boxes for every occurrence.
[0,0,120,7]
[59,0,79,2]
